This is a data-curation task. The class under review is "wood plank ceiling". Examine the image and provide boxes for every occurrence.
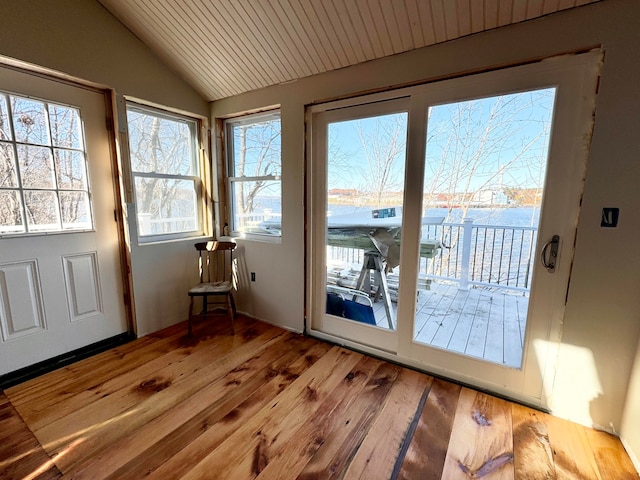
[98,0,601,101]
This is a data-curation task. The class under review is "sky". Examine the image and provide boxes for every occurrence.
[326,87,556,196]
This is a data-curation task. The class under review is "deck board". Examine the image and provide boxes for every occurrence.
[0,316,634,479]
[377,281,527,367]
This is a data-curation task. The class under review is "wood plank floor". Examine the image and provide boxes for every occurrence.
[373,281,527,368]
[1,316,636,479]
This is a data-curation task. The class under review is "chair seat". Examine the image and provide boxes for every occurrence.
[189,281,233,295]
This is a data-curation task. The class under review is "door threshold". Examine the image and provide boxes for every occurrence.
[0,332,136,390]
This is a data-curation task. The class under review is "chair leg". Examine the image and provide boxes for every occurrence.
[229,293,237,316]
[188,296,195,336]
[227,294,235,335]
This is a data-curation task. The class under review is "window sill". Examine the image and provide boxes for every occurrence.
[231,232,282,245]
[136,234,212,247]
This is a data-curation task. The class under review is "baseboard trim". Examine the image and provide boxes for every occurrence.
[0,332,136,390]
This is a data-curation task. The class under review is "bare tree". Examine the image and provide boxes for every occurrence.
[232,118,280,215]
[127,110,196,234]
[423,91,553,223]
[355,114,407,208]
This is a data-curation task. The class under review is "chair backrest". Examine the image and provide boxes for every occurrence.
[195,241,236,284]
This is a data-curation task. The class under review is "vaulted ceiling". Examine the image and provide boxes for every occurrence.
[99,0,600,101]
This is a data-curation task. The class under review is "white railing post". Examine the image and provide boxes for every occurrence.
[459,218,474,291]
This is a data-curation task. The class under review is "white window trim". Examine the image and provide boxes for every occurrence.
[224,110,282,242]
[125,102,207,244]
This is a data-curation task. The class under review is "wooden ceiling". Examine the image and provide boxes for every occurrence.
[98,0,600,101]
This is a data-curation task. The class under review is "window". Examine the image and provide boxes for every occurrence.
[126,104,203,240]
[225,111,281,237]
[0,92,92,235]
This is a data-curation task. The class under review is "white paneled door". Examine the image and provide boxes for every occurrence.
[0,66,127,376]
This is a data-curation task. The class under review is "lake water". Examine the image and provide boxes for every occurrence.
[326,205,541,228]
[253,195,542,229]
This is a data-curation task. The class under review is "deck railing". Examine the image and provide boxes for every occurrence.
[328,219,537,293]
[421,219,537,292]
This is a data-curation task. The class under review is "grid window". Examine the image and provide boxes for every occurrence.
[126,104,202,239]
[0,93,92,235]
[225,111,281,237]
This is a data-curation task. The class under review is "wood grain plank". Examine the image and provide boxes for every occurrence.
[69,336,327,479]
[585,428,637,480]
[0,392,62,480]
[296,362,402,479]
[251,355,386,479]
[456,0,472,37]
[37,327,288,470]
[307,0,351,67]
[344,369,434,480]
[144,341,334,480]
[1,316,634,479]
[485,0,500,29]
[178,346,363,480]
[512,403,556,480]
[10,319,259,430]
[5,318,229,406]
[545,411,603,480]
[397,378,462,480]
[442,387,515,479]
[5,330,162,405]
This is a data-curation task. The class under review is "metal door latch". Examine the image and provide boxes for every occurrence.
[541,235,560,273]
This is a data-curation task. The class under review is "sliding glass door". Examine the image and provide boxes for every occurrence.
[307,52,601,405]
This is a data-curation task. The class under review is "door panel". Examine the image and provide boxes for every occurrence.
[0,260,45,340]
[0,66,127,375]
[309,98,409,352]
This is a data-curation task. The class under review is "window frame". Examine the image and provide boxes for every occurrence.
[0,90,94,237]
[224,110,282,240]
[125,102,207,244]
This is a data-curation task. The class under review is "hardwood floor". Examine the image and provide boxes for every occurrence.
[0,316,636,479]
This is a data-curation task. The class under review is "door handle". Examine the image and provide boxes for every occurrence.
[541,235,560,273]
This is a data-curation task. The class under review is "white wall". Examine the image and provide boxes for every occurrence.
[211,0,640,453]
[0,0,210,336]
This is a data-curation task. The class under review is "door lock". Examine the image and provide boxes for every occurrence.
[541,235,560,273]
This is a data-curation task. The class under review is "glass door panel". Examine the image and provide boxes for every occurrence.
[309,97,409,352]
[326,112,408,332]
[415,89,556,368]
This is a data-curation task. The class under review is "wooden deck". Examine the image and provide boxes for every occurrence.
[372,281,528,368]
[1,315,636,479]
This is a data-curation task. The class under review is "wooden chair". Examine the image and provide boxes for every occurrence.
[188,241,237,335]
